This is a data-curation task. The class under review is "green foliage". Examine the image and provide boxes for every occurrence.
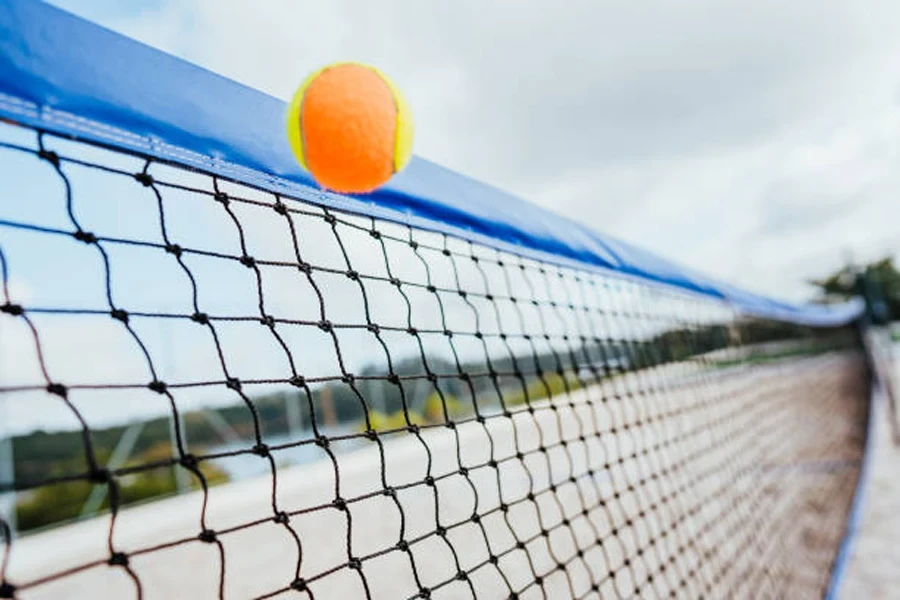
[810,256,900,320]
[423,392,466,422]
[15,442,228,533]
[504,372,582,407]
[365,409,427,432]
[16,452,228,531]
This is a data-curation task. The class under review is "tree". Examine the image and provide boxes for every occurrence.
[810,256,900,321]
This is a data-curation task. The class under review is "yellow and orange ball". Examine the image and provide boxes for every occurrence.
[286,62,414,194]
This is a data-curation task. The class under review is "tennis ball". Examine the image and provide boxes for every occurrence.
[286,62,414,194]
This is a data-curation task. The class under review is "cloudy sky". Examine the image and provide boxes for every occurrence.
[48,0,900,302]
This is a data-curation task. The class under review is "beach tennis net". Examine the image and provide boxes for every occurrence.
[0,122,879,600]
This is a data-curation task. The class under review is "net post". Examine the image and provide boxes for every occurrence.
[855,271,899,445]
[284,393,304,438]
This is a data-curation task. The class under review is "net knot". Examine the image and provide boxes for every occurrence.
[470,256,479,263]
[516,541,525,550]
[272,201,288,215]
[90,468,111,484]
[488,555,498,565]
[424,476,435,487]
[406,326,418,336]
[322,213,336,225]
[226,378,241,391]
[390,277,401,288]
[396,540,409,552]
[426,373,437,383]
[239,255,255,268]
[457,373,470,382]
[456,572,468,582]
[366,323,380,334]
[341,373,354,384]
[38,148,60,167]
[290,579,307,592]
[147,380,167,394]
[364,429,377,441]
[345,269,359,281]
[214,192,229,205]
[474,332,483,339]
[0,582,16,598]
[107,552,128,567]
[487,459,498,469]
[407,424,419,434]
[190,312,209,325]
[315,436,329,448]
[317,319,332,332]
[0,303,23,316]
[458,466,468,476]
[382,487,396,498]
[73,230,97,244]
[408,240,418,250]
[273,511,290,525]
[110,308,129,323]
[332,497,347,512]
[368,229,381,239]
[426,285,437,293]
[436,526,446,537]
[179,454,197,469]
[470,514,481,524]
[457,290,467,299]
[133,172,153,187]
[485,294,493,301]
[445,421,456,430]
[46,383,67,398]
[348,557,362,571]
[164,243,182,257]
[252,443,269,457]
[259,314,275,327]
[298,262,312,275]
[387,374,400,385]
[441,248,451,257]
[443,329,452,338]
[418,588,430,599]
[500,503,509,513]
[198,529,217,543]
[289,375,305,387]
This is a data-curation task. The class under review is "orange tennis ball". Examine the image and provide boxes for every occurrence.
[286,62,414,194]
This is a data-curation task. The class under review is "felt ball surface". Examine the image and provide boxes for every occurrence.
[286,62,413,194]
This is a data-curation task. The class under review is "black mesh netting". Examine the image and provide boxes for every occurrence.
[0,125,872,600]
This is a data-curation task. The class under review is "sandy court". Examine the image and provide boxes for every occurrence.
[3,354,869,599]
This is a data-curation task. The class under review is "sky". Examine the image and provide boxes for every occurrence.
[47,0,900,302]
[1,1,898,437]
